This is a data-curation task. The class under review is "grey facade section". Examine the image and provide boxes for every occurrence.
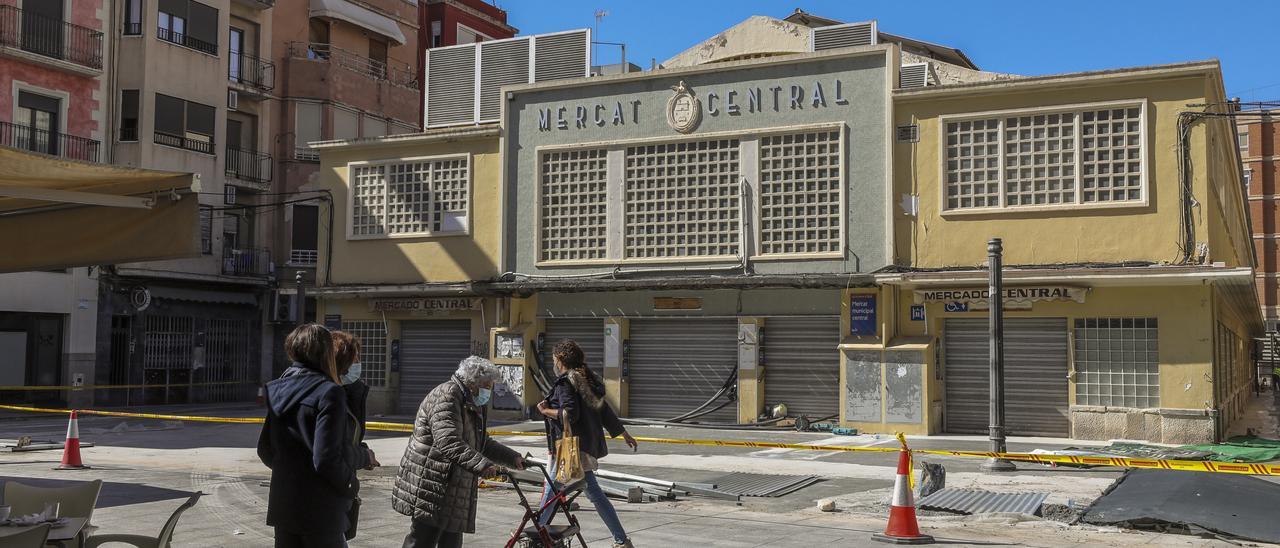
[504,49,891,277]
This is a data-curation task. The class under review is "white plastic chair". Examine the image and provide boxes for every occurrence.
[83,492,201,548]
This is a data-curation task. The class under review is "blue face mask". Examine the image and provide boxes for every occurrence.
[341,362,362,385]
[475,387,492,406]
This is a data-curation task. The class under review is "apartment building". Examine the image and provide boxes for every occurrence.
[0,0,110,407]
[1240,106,1280,364]
[92,0,277,406]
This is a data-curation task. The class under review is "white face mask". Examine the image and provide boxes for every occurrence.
[341,362,362,385]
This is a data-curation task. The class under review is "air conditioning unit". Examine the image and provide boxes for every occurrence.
[223,185,237,205]
[227,90,239,111]
[899,62,933,89]
[811,21,878,51]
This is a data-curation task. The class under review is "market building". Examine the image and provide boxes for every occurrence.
[495,20,909,426]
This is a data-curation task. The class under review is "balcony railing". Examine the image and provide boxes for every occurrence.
[288,249,318,267]
[225,147,273,184]
[157,26,217,56]
[288,42,419,90]
[229,52,275,91]
[222,247,272,277]
[154,130,213,154]
[0,121,101,162]
[0,5,104,70]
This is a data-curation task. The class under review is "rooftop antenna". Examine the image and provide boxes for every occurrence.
[594,9,608,64]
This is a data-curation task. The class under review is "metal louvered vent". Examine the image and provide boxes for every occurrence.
[896,124,919,143]
[426,46,477,127]
[479,39,530,121]
[811,21,877,51]
[424,29,591,128]
[899,62,930,89]
[534,30,589,82]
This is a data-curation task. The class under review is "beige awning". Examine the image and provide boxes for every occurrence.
[0,147,202,273]
[310,0,407,45]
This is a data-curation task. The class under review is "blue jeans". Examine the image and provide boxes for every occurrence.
[538,467,627,544]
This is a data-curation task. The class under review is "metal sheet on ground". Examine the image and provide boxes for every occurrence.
[705,472,821,497]
[1080,469,1280,543]
[917,488,1047,516]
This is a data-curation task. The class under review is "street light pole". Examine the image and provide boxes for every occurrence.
[295,270,306,328]
[981,238,1016,472]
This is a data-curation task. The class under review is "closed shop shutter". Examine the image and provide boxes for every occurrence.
[627,319,738,422]
[397,320,472,414]
[763,317,841,420]
[943,318,1069,437]
[543,318,606,379]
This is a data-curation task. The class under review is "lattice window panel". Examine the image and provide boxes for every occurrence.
[540,148,608,262]
[759,130,842,254]
[384,161,432,235]
[944,119,1000,209]
[342,320,388,388]
[624,139,741,259]
[351,165,387,236]
[349,158,470,237]
[430,157,470,233]
[1074,318,1159,408]
[1003,112,1076,206]
[1080,107,1142,203]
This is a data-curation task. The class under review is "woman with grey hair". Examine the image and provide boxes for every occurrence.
[392,356,524,548]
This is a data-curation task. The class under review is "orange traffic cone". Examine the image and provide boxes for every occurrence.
[55,411,89,470]
[872,437,932,544]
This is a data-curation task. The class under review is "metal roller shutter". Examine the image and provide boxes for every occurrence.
[397,320,472,414]
[943,318,1069,437]
[627,319,739,422]
[543,318,605,379]
[763,317,841,420]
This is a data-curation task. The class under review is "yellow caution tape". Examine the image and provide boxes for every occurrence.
[3,404,1277,476]
[0,381,256,391]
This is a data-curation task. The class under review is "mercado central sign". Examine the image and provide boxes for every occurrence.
[536,78,854,133]
[913,286,1089,305]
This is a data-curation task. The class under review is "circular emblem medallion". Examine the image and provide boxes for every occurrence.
[666,81,702,134]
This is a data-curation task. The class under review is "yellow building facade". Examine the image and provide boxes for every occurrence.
[837,61,1262,443]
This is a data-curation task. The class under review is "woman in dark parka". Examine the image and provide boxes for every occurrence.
[258,324,367,548]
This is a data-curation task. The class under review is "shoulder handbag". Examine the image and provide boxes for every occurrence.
[345,409,363,540]
[554,413,585,484]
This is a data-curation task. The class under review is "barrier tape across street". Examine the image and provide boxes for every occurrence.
[2,404,1277,477]
[0,381,256,391]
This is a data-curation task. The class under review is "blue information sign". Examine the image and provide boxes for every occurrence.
[910,305,925,321]
[850,294,877,336]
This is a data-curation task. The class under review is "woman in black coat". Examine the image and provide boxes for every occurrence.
[332,330,379,469]
[258,324,367,548]
[535,339,638,548]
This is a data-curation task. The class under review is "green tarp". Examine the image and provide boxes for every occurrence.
[1182,436,1280,463]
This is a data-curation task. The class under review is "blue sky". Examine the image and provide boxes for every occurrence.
[503,0,1280,102]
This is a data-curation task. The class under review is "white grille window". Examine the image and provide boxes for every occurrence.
[540,149,608,262]
[1004,113,1076,206]
[1080,107,1142,203]
[624,139,740,259]
[945,119,1000,209]
[347,156,470,239]
[341,320,387,388]
[1074,318,1159,408]
[944,102,1145,211]
[759,130,842,255]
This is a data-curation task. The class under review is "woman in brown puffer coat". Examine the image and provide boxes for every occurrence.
[392,356,524,548]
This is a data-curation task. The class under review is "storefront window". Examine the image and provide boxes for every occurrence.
[1073,317,1159,408]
